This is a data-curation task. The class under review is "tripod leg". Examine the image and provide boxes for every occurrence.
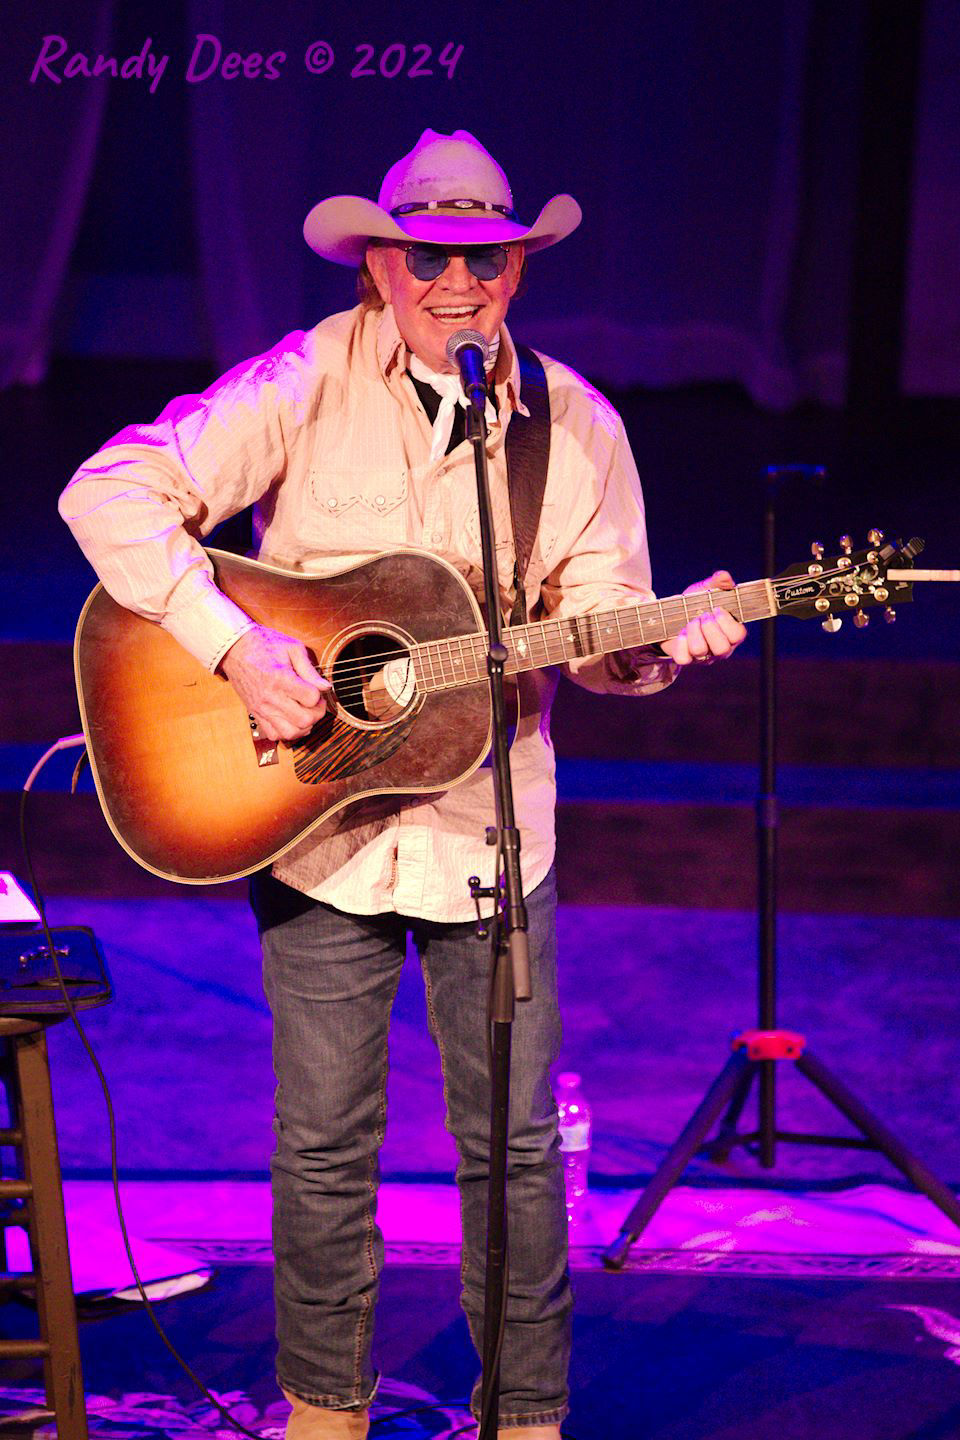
[704,1063,756,1161]
[796,1050,960,1230]
[758,1060,776,1168]
[603,1049,752,1270]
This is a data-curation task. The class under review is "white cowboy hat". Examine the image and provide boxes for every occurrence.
[303,128,582,266]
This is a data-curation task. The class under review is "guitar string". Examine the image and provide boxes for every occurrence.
[299,588,769,683]
[297,562,872,697]
[313,616,817,701]
[314,596,768,706]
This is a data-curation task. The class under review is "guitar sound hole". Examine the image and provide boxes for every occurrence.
[331,632,415,725]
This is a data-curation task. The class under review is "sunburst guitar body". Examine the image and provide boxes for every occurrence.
[75,549,493,883]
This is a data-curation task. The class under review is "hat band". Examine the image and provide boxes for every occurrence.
[390,197,519,220]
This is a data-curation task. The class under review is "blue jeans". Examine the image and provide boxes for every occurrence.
[252,865,571,1428]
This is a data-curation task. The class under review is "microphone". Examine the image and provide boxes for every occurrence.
[446,329,489,410]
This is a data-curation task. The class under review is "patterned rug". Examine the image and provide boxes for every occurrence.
[0,1382,475,1440]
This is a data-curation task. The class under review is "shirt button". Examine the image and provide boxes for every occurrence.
[327,497,338,509]
[431,531,442,544]
[375,495,385,506]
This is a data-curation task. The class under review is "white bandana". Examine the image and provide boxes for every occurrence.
[408,335,500,462]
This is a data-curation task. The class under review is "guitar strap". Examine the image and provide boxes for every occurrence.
[505,343,551,627]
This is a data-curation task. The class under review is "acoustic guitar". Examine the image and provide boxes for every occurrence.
[73,534,923,884]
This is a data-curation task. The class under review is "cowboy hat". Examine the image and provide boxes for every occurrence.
[303,128,582,266]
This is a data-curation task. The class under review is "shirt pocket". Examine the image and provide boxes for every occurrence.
[307,466,409,552]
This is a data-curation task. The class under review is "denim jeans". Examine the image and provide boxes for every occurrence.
[251,864,571,1427]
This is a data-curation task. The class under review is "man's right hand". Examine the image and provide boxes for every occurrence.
[220,625,332,741]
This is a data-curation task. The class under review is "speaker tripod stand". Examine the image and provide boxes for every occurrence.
[604,467,960,1270]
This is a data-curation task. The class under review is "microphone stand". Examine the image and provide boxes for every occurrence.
[463,390,532,1440]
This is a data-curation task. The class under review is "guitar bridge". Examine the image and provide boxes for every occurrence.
[249,716,279,767]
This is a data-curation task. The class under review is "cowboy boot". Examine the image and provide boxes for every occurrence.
[282,1389,369,1440]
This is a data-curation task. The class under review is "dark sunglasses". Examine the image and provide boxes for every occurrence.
[394,243,511,282]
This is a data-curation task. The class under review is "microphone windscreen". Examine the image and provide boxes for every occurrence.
[446,329,489,366]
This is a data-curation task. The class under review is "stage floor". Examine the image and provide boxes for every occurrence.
[3,1213,960,1439]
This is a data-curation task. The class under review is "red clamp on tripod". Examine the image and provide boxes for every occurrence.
[732,1029,806,1061]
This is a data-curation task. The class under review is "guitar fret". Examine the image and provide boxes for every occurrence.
[616,609,639,647]
[416,643,435,692]
[642,606,664,644]
[438,641,456,688]
[428,641,445,689]
[509,630,533,672]
[528,623,551,669]
[460,635,478,682]
[545,618,565,663]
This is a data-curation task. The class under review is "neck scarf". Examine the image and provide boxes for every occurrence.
[408,335,500,462]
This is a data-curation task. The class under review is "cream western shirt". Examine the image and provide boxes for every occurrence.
[60,304,677,921]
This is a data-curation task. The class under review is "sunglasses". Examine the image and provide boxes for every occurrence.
[393,243,511,282]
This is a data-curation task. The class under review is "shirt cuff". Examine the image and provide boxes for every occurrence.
[160,583,257,673]
[602,646,679,695]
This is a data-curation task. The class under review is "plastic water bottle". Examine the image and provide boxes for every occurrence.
[556,1071,591,1225]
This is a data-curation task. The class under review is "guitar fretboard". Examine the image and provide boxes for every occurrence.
[409,579,776,692]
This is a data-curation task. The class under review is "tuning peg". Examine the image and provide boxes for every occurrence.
[853,610,869,628]
[810,541,824,560]
[821,616,843,633]
[867,528,884,546]
[884,606,896,624]
[840,535,853,554]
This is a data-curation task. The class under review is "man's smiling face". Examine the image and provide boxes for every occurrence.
[366,242,524,372]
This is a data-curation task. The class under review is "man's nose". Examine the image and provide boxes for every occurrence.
[439,256,476,291]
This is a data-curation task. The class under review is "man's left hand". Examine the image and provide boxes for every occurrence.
[660,569,748,666]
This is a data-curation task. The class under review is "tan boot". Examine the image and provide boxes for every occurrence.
[282,1388,369,1440]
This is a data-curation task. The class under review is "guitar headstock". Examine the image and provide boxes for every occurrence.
[773,532,923,631]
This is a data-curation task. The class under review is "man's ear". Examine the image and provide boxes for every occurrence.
[505,242,526,299]
[365,245,392,304]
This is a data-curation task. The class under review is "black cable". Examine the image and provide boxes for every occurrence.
[367,1398,472,1431]
[20,747,528,1439]
[18,782,270,1440]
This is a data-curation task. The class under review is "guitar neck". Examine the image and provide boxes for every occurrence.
[411,578,776,691]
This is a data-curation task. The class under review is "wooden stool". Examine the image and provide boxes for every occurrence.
[0,1015,87,1440]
